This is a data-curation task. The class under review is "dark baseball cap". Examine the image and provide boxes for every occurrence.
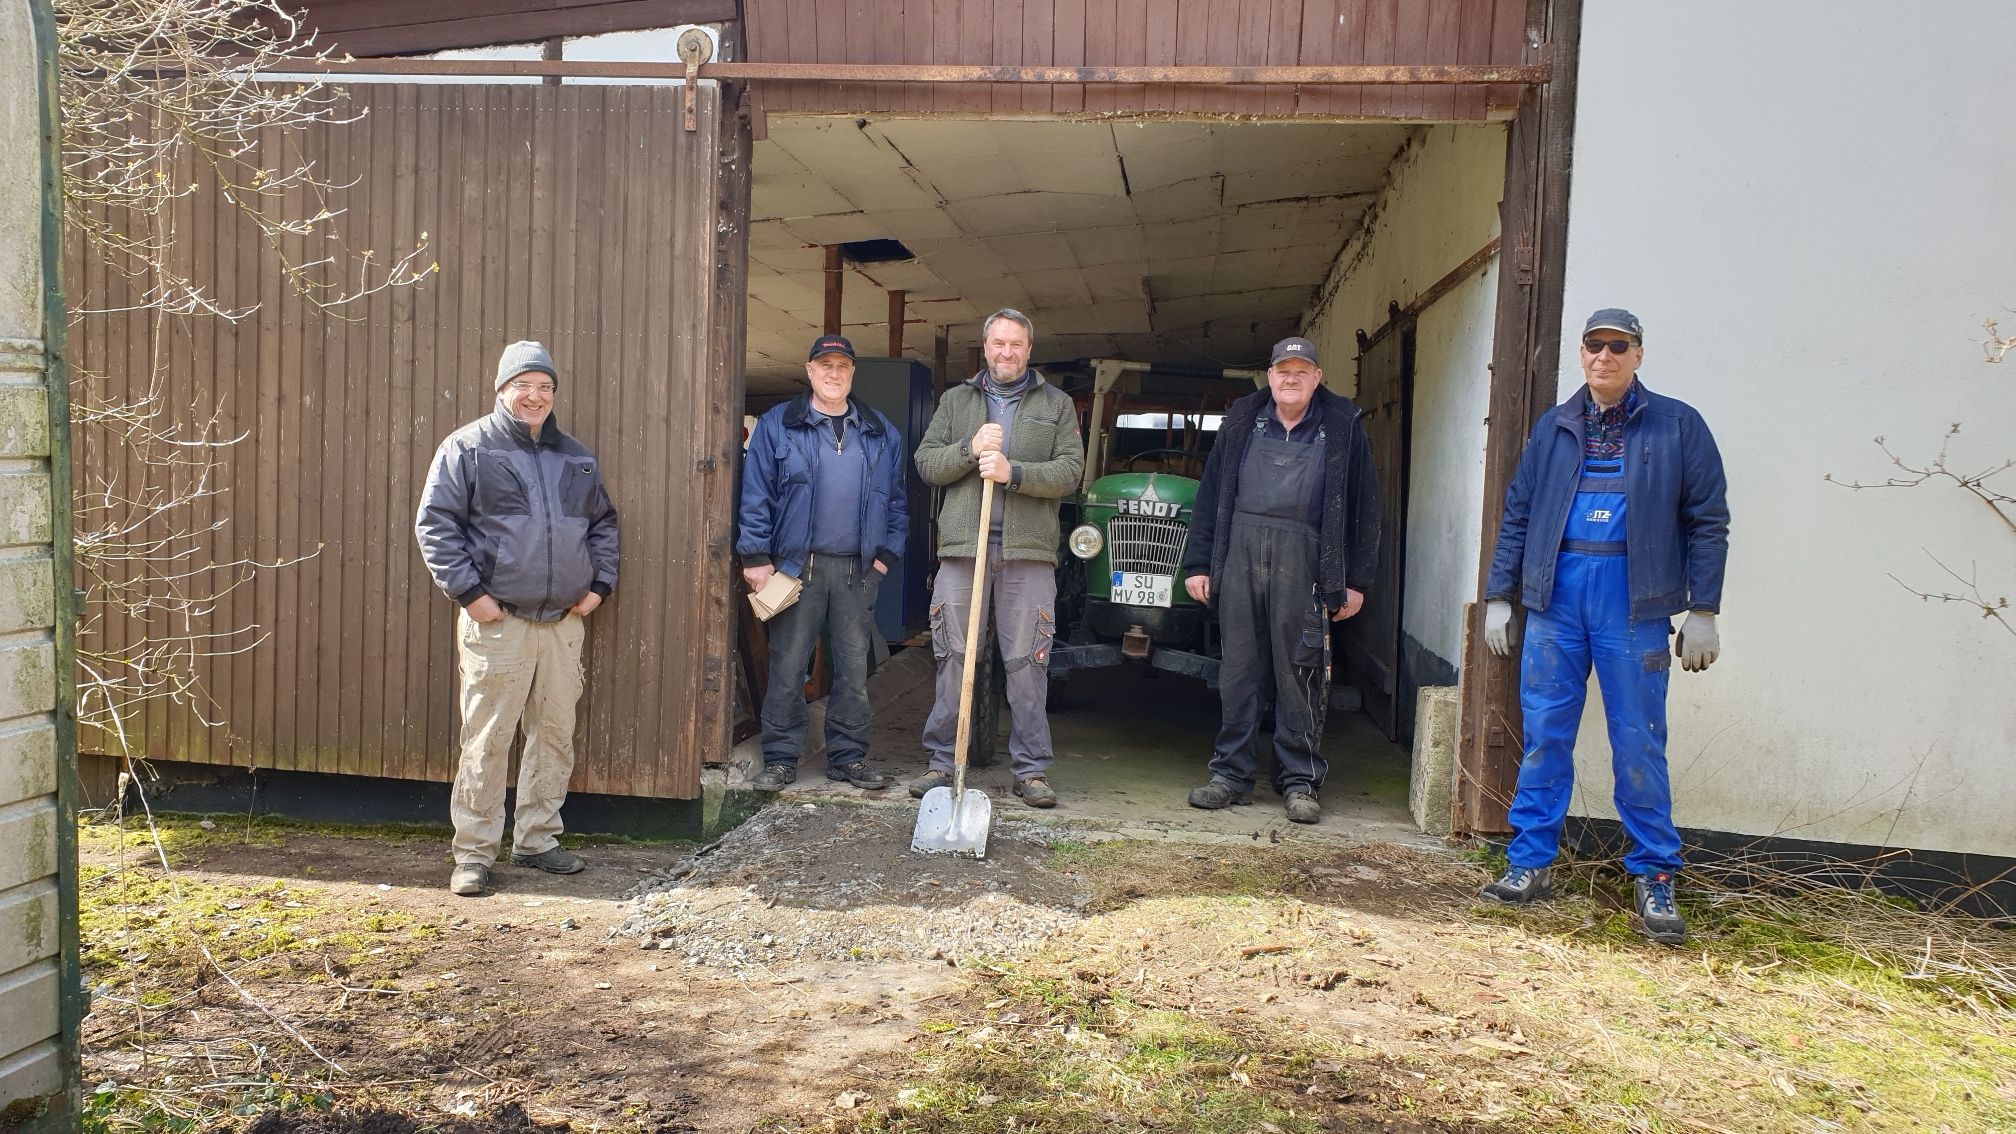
[1583,308,1644,341]
[808,334,855,361]
[1269,337,1320,367]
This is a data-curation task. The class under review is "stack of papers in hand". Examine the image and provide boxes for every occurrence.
[747,571,802,621]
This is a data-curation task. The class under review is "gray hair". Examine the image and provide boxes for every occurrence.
[981,308,1034,343]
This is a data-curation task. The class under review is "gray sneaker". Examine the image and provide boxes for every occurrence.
[1284,790,1321,825]
[510,846,586,875]
[1480,865,1552,905]
[1187,778,1253,809]
[908,769,952,799]
[449,863,489,896]
[1633,872,1687,945]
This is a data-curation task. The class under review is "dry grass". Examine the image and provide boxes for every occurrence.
[798,840,2016,1134]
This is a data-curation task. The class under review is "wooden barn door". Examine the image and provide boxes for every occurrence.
[1339,324,1413,741]
[72,82,750,799]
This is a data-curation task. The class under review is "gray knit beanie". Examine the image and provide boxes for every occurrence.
[495,340,557,390]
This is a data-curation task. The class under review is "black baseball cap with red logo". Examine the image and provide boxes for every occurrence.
[808,334,855,361]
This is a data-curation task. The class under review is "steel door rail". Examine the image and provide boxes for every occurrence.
[243,59,1551,84]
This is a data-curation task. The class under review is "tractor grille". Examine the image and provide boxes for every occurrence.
[1108,517,1187,576]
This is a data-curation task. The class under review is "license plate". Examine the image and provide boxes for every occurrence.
[1110,571,1173,608]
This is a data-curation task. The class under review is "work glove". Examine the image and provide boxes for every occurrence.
[1483,600,1517,657]
[1677,611,1719,672]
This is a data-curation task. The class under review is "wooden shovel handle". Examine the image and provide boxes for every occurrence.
[950,477,995,774]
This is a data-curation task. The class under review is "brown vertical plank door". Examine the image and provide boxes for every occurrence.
[1340,323,1412,742]
[70,81,745,800]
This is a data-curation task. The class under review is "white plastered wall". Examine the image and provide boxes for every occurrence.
[1558,1,2016,857]
[1303,123,1505,681]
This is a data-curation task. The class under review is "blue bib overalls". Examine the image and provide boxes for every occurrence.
[1505,454,1683,876]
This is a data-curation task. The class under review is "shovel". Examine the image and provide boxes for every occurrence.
[911,477,997,858]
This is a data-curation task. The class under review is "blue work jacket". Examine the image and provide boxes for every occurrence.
[1486,380,1729,621]
[737,392,910,578]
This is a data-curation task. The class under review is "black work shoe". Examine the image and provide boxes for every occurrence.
[510,846,586,874]
[908,770,952,799]
[1013,776,1058,808]
[448,863,489,896]
[1187,778,1253,810]
[826,761,891,790]
[1634,872,1688,945]
[1480,865,1552,905]
[750,763,797,792]
[1284,790,1321,825]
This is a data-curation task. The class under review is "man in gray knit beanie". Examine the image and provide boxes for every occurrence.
[416,341,620,896]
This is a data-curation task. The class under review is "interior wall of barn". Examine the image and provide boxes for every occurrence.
[1556,1,2016,858]
[1300,123,1506,720]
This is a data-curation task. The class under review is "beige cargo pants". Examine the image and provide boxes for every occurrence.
[450,610,586,865]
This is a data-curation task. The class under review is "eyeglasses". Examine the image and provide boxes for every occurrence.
[1582,338,1637,356]
[507,380,556,395]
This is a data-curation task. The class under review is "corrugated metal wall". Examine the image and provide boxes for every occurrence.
[744,0,1530,121]
[72,83,747,799]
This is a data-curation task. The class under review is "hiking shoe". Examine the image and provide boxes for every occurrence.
[1013,777,1058,808]
[1284,789,1321,825]
[750,763,797,792]
[908,769,952,799]
[510,846,586,875]
[826,761,891,790]
[1480,865,1552,905]
[1633,872,1687,945]
[1187,778,1252,810]
[448,863,489,896]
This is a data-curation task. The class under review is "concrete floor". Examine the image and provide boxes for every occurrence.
[742,646,1441,850]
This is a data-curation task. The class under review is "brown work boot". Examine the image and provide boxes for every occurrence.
[1013,776,1057,808]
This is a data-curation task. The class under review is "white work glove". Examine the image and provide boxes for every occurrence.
[1484,600,1517,657]
[1677,611,1719,672]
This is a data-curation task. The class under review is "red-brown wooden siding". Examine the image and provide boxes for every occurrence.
[72,83,746,799]
[745,0,1529,120]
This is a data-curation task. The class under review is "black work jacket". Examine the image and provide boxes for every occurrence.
[1179,386,1380,611]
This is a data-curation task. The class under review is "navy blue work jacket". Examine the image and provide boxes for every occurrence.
[737,392,910,578]
[1485,380,1729,621]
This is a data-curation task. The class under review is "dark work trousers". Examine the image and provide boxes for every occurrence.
[921,556,1057,780]
[759,554,880,769]
[1209,425,1330,795]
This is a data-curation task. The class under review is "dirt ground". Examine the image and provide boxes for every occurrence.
[75,804,2016,1134]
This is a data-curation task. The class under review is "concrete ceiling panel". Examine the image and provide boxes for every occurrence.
[983,232,1077,274]
[776,213,892,246]
[1128,178,1221,222]
[752,172,859,219]
[1065,227,1147,268]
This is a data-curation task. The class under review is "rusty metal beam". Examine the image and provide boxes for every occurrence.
[248,59,1552,85]
[823,245,842,337]
[887,290,906,358]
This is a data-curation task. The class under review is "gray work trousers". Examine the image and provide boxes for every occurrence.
[921,556,1056,780]
[1210,518,1331,795]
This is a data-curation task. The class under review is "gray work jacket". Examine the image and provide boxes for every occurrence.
[415,404,619,622]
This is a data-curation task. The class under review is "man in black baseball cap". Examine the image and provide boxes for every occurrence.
[736,333,911,795]
[1178,335,1380,826]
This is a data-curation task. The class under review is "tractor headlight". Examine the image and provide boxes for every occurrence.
[1068,524,1104,560]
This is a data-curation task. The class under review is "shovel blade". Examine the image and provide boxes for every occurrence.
[910,785,992,857]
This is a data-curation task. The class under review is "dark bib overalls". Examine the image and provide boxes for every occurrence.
[1507,450,1683,875]
[1208,415,1332,795]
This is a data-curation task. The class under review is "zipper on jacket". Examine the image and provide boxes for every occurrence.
[532,438,556,616]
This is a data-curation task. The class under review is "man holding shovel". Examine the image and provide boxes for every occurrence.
[912,309,1084,809]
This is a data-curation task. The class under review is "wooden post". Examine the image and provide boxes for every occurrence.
[966,344,981,381]
[823,244,843,335]
[933,324,950,389]
[1455,0,1584,835]
[887,289,906,357]
[542,37,563,86]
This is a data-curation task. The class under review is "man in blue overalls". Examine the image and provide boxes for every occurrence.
[1479,309,1729,945]
[1180,337,1380,825]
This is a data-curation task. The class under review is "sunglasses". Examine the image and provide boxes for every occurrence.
[1582,337,1637,356]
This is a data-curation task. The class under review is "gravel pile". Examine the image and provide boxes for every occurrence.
[609,802,1091,974]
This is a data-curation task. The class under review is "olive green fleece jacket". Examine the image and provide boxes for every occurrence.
[916,373,1084,564]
